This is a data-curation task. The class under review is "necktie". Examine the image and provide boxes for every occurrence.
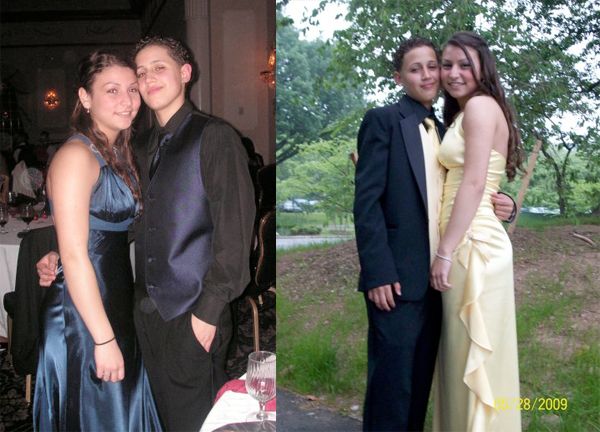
[149,132,173,180]
[423,117,441,152]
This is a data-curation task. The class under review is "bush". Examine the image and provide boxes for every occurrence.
[290,225,322,235]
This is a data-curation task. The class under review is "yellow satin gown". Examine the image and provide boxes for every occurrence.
[433,112,521,432]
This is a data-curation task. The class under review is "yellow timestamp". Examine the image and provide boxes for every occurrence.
[494,397,568,411]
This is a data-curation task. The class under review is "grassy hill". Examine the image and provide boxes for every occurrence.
[277,224,600,431]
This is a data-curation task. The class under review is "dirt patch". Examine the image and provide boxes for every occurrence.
[278,242,361,333]
[279,225,600,304]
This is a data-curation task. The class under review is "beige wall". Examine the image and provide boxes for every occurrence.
[209,0,275,163]
[177,0,275,164]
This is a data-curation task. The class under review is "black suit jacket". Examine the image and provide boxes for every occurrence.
[354,95,445,301]
[9,226,58,375]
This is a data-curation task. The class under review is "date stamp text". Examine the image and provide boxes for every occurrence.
[494,397,568,411]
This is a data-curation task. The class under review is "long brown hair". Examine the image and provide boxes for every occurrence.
[71,50,142,206]
[442,32,524,181]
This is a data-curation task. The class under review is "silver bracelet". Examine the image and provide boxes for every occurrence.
[435,252,452,263]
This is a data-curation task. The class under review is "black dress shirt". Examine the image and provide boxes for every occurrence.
[139,101,255,325]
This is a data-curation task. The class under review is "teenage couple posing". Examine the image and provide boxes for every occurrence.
[35,36,255,431]
[355,32,523,431]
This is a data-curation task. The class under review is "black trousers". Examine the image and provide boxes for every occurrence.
[363,288,441,432]
[134,299,232,431]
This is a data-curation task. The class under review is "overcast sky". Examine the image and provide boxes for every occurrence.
[282,1,349,41]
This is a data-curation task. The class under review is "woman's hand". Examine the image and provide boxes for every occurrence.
[94,339,125,382]
[430,257,452,292]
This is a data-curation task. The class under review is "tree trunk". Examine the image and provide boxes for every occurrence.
[508,138,543,235]
[540,143,572,216]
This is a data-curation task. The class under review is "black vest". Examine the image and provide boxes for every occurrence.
[134,112,212,321]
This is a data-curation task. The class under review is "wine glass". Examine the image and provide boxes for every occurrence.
[245,351,276,423]
[20,203,34,232]
[0,203,8,234]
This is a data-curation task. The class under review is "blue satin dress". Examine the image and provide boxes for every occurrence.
[33,134,162,431]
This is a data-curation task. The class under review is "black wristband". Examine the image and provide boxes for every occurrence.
[498,191,517,223]
[95,336,116,346]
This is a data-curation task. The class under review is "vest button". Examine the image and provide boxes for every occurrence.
[148,257,155,263]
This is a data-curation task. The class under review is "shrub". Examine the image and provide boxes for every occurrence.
[290,225,322,235]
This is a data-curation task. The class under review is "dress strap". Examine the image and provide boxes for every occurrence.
[65,134,107,167]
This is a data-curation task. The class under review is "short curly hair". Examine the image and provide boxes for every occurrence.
[392,37,438,72]
[133,35,193,66]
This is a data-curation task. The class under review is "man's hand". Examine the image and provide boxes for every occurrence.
[190,314,217,353]
[37,251,59,287]
[367,282,402,312]
[491,192,515,222]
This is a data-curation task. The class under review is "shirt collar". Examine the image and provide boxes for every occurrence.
[157,101,194,136]
[404,95,439,125]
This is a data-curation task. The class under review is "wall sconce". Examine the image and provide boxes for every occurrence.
[260,48,276,87]
[43,89,60,110]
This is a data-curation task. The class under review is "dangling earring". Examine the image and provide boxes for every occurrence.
[86,108,90,114]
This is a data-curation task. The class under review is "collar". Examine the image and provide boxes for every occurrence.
[157,101,194,136]
[402,95,440,126]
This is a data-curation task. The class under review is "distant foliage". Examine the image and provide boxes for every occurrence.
[277,138,356,216]
[276,10,366,163]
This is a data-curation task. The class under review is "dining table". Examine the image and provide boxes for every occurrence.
[0,215,53,338]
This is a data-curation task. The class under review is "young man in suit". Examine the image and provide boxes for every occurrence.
[38,36,256,431]
[353,37,514,431]
[130,36,255,431]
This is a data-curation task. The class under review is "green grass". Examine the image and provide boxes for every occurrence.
[515,264,599,431]
[277,229,600,430]
[277,257,367,409]
[517,271,582,339]
[508,238,600,431]
[516,213,600,230]
[276,241,344,256]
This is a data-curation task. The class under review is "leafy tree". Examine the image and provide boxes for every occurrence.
[303,0,600,214]
[276,10,366,164]
[501,152,600,214]
[277,138,356,217]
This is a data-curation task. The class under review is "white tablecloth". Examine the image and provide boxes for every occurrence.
[0,216,53,337]
[200,375,276,432]
[200,392,262,432]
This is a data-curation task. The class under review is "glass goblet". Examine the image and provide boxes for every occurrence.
[245,351,276,423]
